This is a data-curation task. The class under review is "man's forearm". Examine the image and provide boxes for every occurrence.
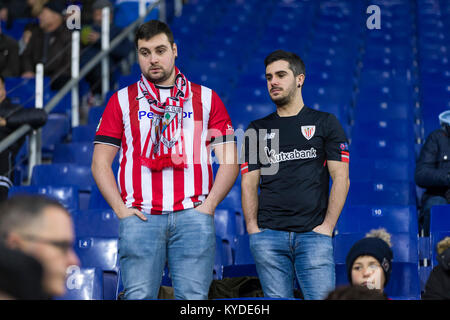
[241,183,259,233]
[203,163,239,210]
[323,176,350,229]
[91,161,126,214]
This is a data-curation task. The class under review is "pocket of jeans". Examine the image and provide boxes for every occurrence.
[311,230,332,238]
[192,207,214,217]
[249,228,267,236]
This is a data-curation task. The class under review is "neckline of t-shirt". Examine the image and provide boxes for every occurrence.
[155,84,174,90]
[275,105,307,119]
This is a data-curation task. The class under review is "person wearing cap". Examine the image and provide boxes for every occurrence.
[80,0,132,102]
[20,0,71,90]
[415,110,450,236]
[346,228,393,294]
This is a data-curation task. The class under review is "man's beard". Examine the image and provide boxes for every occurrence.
[270,85,296,107]
[144,65,174,84]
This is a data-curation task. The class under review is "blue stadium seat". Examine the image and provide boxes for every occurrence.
[350,139,416,161]
[31,163,95,192]
[75,237,119,271]
[337,205,418,234]
[349,158,414,182]
[334,232,419,264]
[214,236,232,280]
[72,209,119,238]
[52,142,94,166]
[88,105,106,125]
[346,181,417,206]
[351,119,417,141]
[113,1,159,28]
[222,234,257,278]
[71,124,98,142]
[88,185,111,209]
[56,266,103,300]
[41,113,71,155]
[9,185,80,213]
[75,237,119,300]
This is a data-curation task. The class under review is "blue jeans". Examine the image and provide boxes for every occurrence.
[249,229,335,300]
[118,207,215,300]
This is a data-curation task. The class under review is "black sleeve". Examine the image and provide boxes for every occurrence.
[415,130,450,188]
[240,121,262,174]
[324,113,349,162]
[5,107,47,130]
[422,266,447,300]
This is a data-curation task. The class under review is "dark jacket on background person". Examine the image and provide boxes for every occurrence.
[0,97,47,199]
[415,126,450,200]
[20,24,71,90]
[422,264,450,300]
[0,33,20,77]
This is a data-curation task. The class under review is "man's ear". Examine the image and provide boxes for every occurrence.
[297,74,305,88]
[173,42,178,59]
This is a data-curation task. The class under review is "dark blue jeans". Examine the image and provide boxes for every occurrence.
[118,208,215,299]
[249,229,335,300]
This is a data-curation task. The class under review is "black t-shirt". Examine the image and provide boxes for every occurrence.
[241,106,349,233]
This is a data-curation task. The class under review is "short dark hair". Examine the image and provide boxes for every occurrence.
[264,50,306,76]
[0,75,4,85]
[0,195,68,238]
[135,20,174,48]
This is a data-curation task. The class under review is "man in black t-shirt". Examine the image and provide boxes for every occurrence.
[240,50,350,300]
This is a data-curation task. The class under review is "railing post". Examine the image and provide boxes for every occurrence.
[28,63,44,183]
[174,0,183,17]
[159,0,166,23]
[71,30,80,127]
[101,6,110,101]
[139,0,146,18]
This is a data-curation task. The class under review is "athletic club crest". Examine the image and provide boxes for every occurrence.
[301,125,315,140]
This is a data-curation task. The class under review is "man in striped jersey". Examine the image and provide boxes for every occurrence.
[240,50,350,299]
[91,20,239,300]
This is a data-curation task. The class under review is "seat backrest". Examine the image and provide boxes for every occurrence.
[72,209,119,238]
[56,266,103,300]
[71,124,98,142]
[52,142,94,166]
[74,237,119,272]
[337,205,418,234]
[346,181,416,206]
[430,205,450,232]
[234,234,254,265]
[9,184,80,212]
[334,232,419,264]
[31,163,95,192]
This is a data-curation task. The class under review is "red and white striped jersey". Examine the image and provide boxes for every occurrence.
[94,81,235,214]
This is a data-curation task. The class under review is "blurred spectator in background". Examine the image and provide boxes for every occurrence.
[20,1,71,90]
[80,0,132,104]
[0,22,20,77]
[0,195,79,298]
[0,243,48,299]
[346,228,393,295]
[325,284,388,300]
[415,110,450,236]
[0,0,32,28]
[422,236,450,300]
[0,75,47,202]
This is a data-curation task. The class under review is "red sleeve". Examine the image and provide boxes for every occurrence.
[94,92,123,147]
[207,90,235,146]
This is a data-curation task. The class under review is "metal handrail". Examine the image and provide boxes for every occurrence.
[0,0,162,154]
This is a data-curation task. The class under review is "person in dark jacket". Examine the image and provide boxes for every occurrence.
[20,1,71,91]
[0,75,47,201]
[415,110,450,236]
[422,236,450,300]
[0,23,20,77]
